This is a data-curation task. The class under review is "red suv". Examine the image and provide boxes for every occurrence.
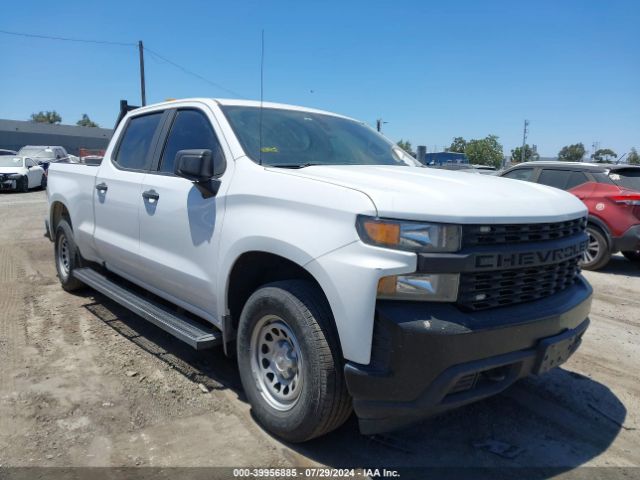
[500,162,640,270]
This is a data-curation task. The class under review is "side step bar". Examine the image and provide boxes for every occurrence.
[73,268,222,350]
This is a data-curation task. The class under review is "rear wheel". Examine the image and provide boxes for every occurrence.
[237,280,351,442]
[622,250,640,262]
[54,219,84,291]
[581,226,611,270]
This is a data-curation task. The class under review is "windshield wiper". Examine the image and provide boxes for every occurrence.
[266,163,323,169]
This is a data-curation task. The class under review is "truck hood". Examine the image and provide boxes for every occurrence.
[273,165,587,223]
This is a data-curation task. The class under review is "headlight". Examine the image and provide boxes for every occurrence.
[377,274,459,301]
[356,215,461,252]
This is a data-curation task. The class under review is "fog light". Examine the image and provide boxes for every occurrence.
[377,274,459,301]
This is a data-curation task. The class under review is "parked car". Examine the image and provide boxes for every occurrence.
[500,161,640,269]
[46,98,592,441]
[0,155,47,191]
[16,145,70,172]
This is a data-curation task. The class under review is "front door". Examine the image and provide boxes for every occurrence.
[138,108,226,321]
[93,111,165,280]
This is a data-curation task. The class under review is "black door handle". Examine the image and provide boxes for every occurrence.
[96,182,108,192]
[142,189,160,201]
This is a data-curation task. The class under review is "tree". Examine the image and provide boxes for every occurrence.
[76,114,99,128]
[447,136,467,153]
[591,148,617,163]
[558,143,585,162]
[30,111,62,124]
[464,135,504,168]
[628,147,640,165]
[396,139,414,156]
[511,144,539,163]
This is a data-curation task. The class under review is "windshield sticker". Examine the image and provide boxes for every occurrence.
[261,147,279,153]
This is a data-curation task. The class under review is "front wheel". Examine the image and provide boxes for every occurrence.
[40,173,47,190]
[54,219,84,291]
[622,250,640,262]
[581,226,611,270]
[20,176,29,192]
[237,280,352,442]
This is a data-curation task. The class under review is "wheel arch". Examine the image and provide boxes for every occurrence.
[587,215,613,251]
[224,250,342,356]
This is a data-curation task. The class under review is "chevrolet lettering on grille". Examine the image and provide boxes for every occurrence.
[474,239,588,270]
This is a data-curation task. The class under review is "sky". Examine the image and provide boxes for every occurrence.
[1,0,638,158]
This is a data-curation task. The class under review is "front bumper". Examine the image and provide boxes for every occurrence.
[612,224,640,252]
[345,276,592,435]
[0,178,19,190]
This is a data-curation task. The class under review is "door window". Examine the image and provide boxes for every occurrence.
[114,113,163,170]
[25,158,35,168]
[503,167,535,181]
[159,110,223,174]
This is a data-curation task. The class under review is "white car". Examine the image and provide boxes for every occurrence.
[0,156,46,192]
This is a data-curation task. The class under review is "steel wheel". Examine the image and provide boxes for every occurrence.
[583,230,600,264]
[250,314,303,411]
[57,233,71,281]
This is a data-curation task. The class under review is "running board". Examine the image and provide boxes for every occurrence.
[73,268,222,350]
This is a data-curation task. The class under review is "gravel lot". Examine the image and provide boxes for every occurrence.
[1,189,638,475]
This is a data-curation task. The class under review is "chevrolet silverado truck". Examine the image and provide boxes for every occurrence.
[46,98,592,442]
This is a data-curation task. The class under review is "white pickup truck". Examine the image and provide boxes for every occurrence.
[46,98,592,441]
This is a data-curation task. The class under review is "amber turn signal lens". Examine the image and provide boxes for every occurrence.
[363,220,400,246]
[377,275,398,296]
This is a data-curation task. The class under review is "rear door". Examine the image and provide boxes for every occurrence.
[138,107,227,320]
[93,111,166,280]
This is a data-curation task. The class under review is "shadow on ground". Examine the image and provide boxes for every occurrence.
[81,290,625,479]
[597,254,640,277]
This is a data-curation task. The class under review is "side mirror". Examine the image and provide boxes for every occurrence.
[174,149,225,198]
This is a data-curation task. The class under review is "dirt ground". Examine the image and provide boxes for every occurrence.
[1,189,639,475]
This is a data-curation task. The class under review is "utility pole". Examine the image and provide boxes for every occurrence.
[521,119,529,163]
[138,40,146,106]
[376,118,388,133]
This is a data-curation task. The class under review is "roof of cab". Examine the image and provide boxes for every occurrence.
[130,98,357,122]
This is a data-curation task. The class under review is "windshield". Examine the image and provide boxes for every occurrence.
[609,169,640,191]
[221,106,420,168]
[0,157,24,168]
[17,147,56,159]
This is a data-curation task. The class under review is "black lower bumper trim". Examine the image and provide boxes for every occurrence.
[345,277,592,435]
[612,224,640,252]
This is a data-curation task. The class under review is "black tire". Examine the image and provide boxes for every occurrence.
[622,250,640,262]
[40,173,47,190]
[54,219,84,291]
[581,226,611,270]
[20,176,29,192]
[237,280,352,442]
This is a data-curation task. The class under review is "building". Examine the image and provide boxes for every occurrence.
[0,119,112,156]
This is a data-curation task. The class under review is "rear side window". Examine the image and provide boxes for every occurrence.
[159,110,223,174]
[565,171,589,190]
[503,167,535,181]
[114,113,163,170]
[538,169,572,190]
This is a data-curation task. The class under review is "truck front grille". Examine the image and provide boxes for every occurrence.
[463,217,587,247]
[457,256,581,311]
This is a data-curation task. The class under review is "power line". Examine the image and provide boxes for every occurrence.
[0,28,244,98]
[143,46,244,98]
[0,28,135,46]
